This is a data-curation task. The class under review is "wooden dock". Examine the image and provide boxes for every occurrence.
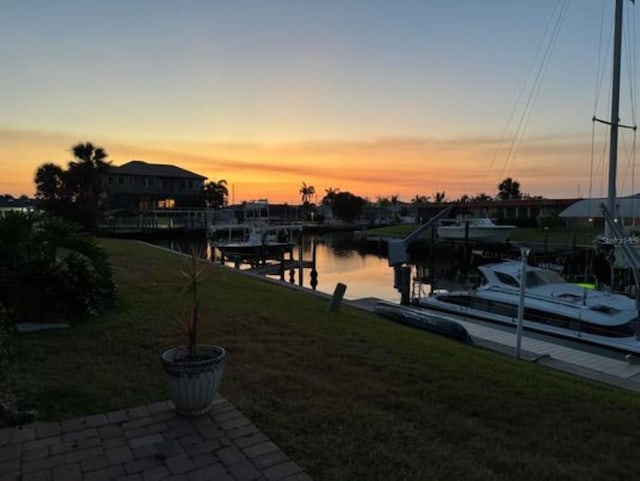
[247,260,314,276]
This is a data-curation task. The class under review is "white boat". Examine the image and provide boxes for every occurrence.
[208,200,302,259]
[409,1,640,355]
[437,217,515,244]
[415,261,640,353]
[212,224,300,259]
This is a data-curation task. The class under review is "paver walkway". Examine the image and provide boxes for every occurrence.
[0,396,312,481]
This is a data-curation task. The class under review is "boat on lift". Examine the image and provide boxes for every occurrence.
[437,216,515,244]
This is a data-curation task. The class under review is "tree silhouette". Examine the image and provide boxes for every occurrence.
[331,192,366,222]
[33,142,111,231]
[497,177,522,200]
[411,195,430,205]
[35,163,66,203]
[473,192,493,201]
[322,187,340,207]
[433,191,446,203]
[299,181,316,205]
[204,179,228,209]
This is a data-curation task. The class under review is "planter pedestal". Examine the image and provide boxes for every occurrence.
[162,345,227,416]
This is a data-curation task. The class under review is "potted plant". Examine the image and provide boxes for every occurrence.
[161,249,227,416]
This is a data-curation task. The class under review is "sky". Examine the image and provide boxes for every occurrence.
[1,0,639,204]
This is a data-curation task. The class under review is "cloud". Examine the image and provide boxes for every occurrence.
[0,128,604,201]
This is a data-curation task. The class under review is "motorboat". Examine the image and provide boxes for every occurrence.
[212,225,298,259]
[414,261,640,353]
[437,217,515,244]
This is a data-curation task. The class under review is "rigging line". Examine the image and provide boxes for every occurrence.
[624,7,636,125]
[593,0,609,114]
[499,0,569,183]
[595,15,614,118]
[621,9,637,198]
[478,0,566,194]
[591,0,608,215]
[590,119,596,216]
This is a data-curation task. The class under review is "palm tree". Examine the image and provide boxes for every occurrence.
[65,142,111,203]
[322,187,340,206]
[411,194,429,205]
[473,192,492,201]
[433,191,446,203]
[204,179,229,209]
[299,181,316,206]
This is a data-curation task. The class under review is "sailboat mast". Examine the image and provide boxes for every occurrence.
[606,0,625,238]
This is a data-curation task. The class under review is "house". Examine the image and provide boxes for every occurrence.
[104,160,207,211]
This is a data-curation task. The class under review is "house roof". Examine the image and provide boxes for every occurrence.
[560,196,640,218]
[110,160,207,180]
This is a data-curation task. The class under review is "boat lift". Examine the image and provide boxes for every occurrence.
[601,204,640,340]
[387,206,453,304]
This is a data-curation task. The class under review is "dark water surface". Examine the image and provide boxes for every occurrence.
[156,232,402,302]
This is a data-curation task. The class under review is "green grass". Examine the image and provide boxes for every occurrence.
[8,239,640,480]
[367,224,419,237]
[508,226,600,245]
[368,224,601,246]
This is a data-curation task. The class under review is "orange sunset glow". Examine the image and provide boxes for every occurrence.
[1,2,637,203]
[0,128,607,203]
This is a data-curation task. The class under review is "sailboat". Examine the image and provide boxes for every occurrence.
[415,0,640,354]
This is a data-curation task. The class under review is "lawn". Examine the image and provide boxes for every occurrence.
[367,224,601,246]
[7,238,640,481]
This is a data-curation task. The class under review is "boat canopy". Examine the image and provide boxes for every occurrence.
[559,196,640,218]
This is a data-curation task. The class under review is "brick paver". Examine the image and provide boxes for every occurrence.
[0,396,310,481]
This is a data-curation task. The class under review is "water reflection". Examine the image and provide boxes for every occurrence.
[155,232,401,302]
[299,234,400,302]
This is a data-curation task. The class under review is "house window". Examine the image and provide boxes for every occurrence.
[157,199,176,209]
[180,181,186,191]
[118,176,124,185]
[188,181,193,190]
[108,176,114,185]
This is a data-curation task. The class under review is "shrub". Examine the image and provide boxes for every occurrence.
[0,212,116,323]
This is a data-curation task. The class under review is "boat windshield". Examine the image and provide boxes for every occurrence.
[525,269,567,288]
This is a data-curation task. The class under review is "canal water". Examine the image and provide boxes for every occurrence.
[157,232,403,302]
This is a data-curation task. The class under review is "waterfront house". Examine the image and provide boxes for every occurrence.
[104,160,207,211]
[100,160,208,233]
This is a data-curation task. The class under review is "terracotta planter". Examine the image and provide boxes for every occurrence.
[161,344,227,416]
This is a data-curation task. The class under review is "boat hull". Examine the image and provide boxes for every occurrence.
[416,293,640,354]
[437,226,515,243]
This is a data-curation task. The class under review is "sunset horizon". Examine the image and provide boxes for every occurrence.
[2,1,638,204]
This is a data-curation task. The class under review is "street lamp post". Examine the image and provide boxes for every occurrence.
[516,247,530,359]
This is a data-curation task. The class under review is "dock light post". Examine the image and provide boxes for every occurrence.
[516,247,530,359]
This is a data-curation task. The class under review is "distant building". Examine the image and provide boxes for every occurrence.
[415,198,578,227]
[104,160,207,211]
[0,197,36,214]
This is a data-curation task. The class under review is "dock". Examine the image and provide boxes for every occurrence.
[246,260,314,276]
[350,298,640,392]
